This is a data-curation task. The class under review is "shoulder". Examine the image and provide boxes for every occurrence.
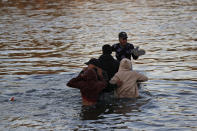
[131,70,143,74]
[132,70,139,74]
[98,54,104,60]
[133,71,146,77]
[112,43,120,49]
[127,43,134,48]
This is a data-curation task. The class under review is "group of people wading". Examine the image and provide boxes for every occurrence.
[67,32,148,106]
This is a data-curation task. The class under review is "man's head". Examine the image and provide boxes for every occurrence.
[102,44,112,55]
[119,32,128,46]
[85,58,101,69]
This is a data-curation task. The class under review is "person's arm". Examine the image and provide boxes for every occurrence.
[67,77,83,89]
[67,73,88,89]
[130,44,139,60]
[136,72,148,82]
[96,80,107,92]
[96,67,109,82]
[111,44,116,52]
[79,67,88,75]
[102,70,109,82]
[108,80,122,90]
[109,74,120,85]
[132,54,139,60]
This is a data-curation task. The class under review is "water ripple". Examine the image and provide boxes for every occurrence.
[0,0,197,130]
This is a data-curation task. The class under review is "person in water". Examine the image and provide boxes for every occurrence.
[80,58,109,82]
[98,44,121,93]
[110,58,148,98]
[111,32,145,62]
[80,57,121,101]
[67,68,107,106]
[98,44,119,80]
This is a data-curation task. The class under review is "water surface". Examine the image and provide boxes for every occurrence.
[0,0,197,130]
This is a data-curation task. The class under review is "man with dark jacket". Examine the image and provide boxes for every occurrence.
[112,32,145,62]
[98,44,119,80]
[98,44,120,93]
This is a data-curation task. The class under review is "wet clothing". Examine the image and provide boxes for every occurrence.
[98,54,119,80]
[110,58,148,98]
[79,68,109,82]
[112,43,138,61]
[67,69,107,104]
[98,54,120,93]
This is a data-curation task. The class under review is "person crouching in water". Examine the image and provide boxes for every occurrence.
[67,69,107,106]
[109,58,148,98]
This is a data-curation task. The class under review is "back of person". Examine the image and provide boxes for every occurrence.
[110,58,148,98]
[98,44,119,80]
[98,44,119,93]
[67,68,107,106]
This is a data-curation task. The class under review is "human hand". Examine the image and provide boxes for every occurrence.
[132,46,145,56]
[116,79,123,87]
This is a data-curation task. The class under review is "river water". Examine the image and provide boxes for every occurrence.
[0,0,197,130]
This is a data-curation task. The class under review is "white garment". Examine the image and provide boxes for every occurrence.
[110,58,148,98]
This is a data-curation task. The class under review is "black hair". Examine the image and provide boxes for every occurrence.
[102,44,112,54]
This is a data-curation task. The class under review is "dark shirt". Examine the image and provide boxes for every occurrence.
[112,43,138,61]
[98,54,120,93]
[98,54,119,80]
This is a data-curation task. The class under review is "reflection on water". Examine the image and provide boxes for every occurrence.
[0,0,197,130]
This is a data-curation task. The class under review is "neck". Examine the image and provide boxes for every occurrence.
[120,43,127,47]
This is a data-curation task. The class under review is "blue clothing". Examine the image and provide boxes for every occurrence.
[112,43,138,61]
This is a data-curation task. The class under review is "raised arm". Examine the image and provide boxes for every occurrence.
[136,72,148,82]
[67,73,88,89]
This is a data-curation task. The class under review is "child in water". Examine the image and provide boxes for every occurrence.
[110,58,148,98]
[67,68,107,106]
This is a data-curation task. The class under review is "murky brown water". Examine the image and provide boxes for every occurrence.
[0,0,197,130]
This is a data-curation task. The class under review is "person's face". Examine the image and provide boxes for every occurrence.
[119,37,127,46]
